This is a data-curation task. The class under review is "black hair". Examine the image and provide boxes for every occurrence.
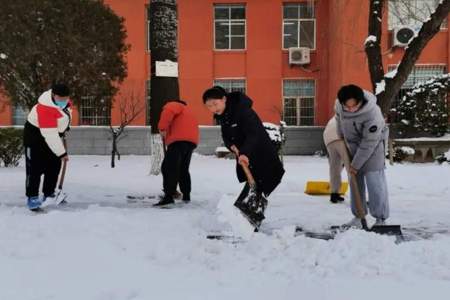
[51,83,70,97]
[337,84,365,105]
[202,86,227,103]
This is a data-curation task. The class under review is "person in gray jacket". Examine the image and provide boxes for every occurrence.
[335,84,389,227]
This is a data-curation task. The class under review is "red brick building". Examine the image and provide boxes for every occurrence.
[1,0,448,127]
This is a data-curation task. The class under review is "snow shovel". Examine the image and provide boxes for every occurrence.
[345,148,402,236]
[304,181,348,195]
[235,162,268,230]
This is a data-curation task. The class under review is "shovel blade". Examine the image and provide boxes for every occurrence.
[370,225,402,236]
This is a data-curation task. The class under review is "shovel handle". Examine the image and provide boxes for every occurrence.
[58,138,68,190]
[241,163,256,188]
[344,146,369,230]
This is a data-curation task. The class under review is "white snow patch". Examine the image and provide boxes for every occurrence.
[217,194,255,239]
[364,35,377,46]
[400,146,415,155]
[375,80,386,95]
[445,150,450,160]
[385,68,397,78]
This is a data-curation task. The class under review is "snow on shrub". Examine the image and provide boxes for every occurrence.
[391,74,449,137]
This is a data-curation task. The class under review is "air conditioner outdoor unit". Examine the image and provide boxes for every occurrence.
[392,26,416,47]
[289,47,310,65]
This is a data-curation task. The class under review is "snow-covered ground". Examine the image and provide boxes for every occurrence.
[1,155,450,300]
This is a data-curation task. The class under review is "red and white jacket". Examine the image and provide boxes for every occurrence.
[27,90,72,157]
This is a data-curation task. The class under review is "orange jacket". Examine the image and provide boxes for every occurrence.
[158,100,199,146]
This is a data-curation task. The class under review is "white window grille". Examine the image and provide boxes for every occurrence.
[214,5,246,50]
[283,3,316,50]
[283,79,315,126]
[79,96,111,126]
[213,79,246,93]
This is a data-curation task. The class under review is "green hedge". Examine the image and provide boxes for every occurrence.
[0,128,24,167]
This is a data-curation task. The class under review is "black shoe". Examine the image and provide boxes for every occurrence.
[182,194,190,203]
[153,196,174,207]
[330,193,345,204]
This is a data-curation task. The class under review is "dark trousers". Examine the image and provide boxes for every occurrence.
[25,145,61,198]
[161,141,195,199]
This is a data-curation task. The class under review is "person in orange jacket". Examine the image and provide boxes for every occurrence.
[153,100,199,206]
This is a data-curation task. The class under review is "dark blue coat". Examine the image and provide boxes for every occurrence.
[215,92,285,196]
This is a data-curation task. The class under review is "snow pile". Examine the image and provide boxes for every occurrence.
[364,35,377,46]
[263,122,285,144]
[216,194,255,239]
[398,146,415,155]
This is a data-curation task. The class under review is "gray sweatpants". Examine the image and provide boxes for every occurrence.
[350,169,389,220]
[326,140,350,193]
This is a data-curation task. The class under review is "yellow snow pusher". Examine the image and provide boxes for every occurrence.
[304,181,348,195]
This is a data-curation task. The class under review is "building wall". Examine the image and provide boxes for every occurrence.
[0,0,448,129]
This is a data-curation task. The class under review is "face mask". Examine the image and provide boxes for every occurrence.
[55,100,68,109]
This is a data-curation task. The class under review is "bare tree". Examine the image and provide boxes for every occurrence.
[109,91,145,168]
[365,0,450,114]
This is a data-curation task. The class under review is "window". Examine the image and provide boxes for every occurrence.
[283,3,316,50]
[12,105,28,126]
[389,65,446,120]
[213,79,246,93]
[79,96,111,126]
[283,79,315,126]
[214,5,246,50]
[388,0,447,30]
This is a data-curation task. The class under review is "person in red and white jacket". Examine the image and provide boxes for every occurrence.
[23,83,72,211]
[153,99,199,207]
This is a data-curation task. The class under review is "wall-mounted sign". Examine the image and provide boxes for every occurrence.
[155,60,178,77]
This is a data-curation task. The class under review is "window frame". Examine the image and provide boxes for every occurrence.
[213,78,247,93]
[282,78,316,126]
[213,4,247,51]
[78,96,111,126]
[282,3,317,50]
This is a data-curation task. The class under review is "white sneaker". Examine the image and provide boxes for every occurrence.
[342,217,363,229]
[374,218,386,226]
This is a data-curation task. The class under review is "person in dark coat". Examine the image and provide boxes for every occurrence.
[202,86,285,221]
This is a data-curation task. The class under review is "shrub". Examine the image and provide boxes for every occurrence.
[0,128,23,167]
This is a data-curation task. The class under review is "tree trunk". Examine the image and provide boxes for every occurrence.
[366,0,450,115]
[111,134,117,168]
[149,0,179,134]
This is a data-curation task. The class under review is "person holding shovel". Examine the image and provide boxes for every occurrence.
[23,83,72,211]
[335,84,389,227]
[202,86,285,225]
[153,99,199,207]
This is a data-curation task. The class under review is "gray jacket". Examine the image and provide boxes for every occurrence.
[334,90,387,173]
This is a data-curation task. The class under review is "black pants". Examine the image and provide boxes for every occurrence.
[25,145,61,198]
[161,141,196,199]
